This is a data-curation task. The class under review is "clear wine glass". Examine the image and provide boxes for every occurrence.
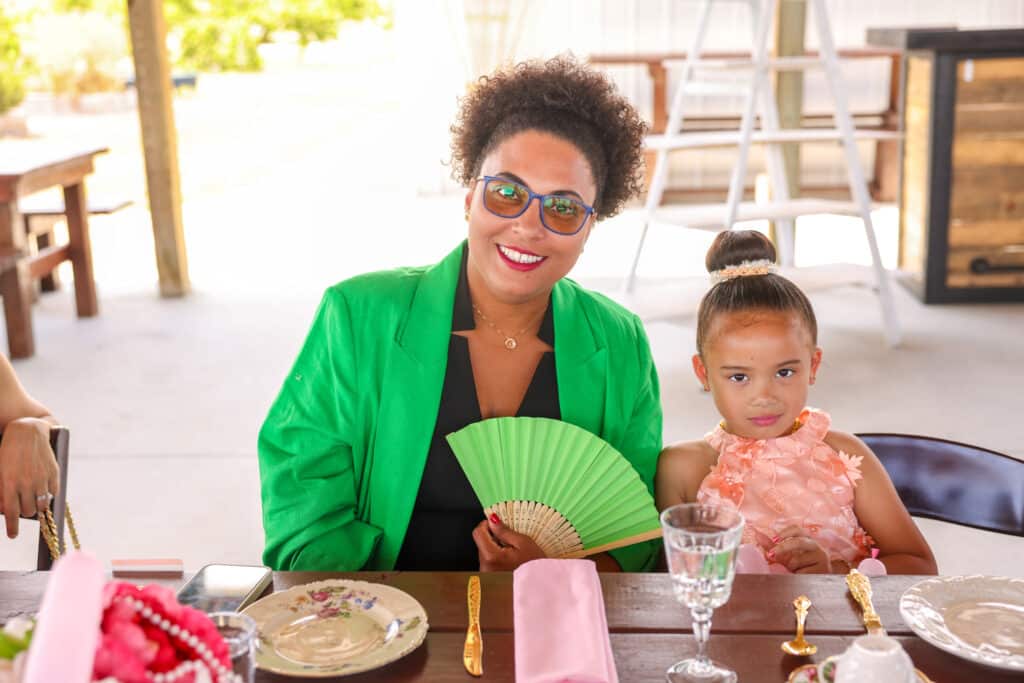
[661,503,745,683]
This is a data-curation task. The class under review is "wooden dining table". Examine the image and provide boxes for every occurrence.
[1,571,1018,682]
[0,143,106,358]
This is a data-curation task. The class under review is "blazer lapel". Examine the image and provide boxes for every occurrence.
[370,244,464,568]
[553,280,608,437]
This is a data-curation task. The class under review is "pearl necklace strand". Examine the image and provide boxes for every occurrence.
[115,595,243,683]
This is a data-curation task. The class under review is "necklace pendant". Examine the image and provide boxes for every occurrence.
[504,337,517,350]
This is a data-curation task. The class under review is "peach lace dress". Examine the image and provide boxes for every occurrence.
[696,408,875,573]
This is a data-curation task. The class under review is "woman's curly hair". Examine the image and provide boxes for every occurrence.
[449,54,647,219]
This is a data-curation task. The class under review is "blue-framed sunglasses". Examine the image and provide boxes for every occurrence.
[475,175,595,236]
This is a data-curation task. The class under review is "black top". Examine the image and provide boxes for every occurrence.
[394,249,559,570]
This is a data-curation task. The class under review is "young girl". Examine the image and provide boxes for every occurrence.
[656,230,936,575]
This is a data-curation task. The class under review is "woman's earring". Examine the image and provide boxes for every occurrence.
[464,210,470,221]
[702,384,710,393]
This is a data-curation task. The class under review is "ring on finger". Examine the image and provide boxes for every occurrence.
[35,492,53,504]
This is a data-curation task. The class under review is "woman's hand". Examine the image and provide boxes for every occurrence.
[0,418,59,538]
[768,525,831,574]
[472,514,546,572]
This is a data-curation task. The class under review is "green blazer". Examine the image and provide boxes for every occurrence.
[258,243,663,572]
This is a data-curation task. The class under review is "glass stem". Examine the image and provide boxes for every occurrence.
[690,606,713,672]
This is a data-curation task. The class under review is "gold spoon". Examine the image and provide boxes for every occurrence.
[782,595,818,656]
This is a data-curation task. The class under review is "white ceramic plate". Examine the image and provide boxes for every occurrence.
[899,575,1024,672]
[242,580,428,678]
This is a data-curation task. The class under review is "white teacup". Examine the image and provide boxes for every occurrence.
[835,634,916,683]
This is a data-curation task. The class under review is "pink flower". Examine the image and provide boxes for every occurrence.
[836,451,863,483]
[140,584,183,621]
[141,624,178,673]
[107,620,154,665]
[318,606,340,619]
[310,591,330,602]
[93,632,149,683]
[91,581,233,682]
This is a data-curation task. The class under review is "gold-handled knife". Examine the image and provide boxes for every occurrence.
[463,575,483,676]
[846,569,885,636]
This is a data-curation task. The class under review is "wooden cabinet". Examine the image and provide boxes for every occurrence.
[869,28,1024,303]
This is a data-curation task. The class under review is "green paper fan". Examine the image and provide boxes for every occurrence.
[446,417,662,558]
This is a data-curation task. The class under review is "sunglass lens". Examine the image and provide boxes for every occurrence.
[542,196,586,234]
[484,180,528,216]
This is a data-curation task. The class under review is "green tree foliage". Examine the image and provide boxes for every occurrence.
[49,0,387,72]
[0,6,30,114]
[166,0,388,72]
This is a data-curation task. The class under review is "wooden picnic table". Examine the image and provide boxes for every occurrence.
[0,143,106,358]
[2,571,1019,682]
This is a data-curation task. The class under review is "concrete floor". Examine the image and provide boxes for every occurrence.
[2,41,1022,577]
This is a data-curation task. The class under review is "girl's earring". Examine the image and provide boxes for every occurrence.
[464,210,470,221]
[702,384,710,393]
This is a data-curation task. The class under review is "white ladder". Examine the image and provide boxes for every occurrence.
[626,0,902,347]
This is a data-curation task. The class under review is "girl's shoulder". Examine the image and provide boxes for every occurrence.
[659,438,719,462]
[655,439,719,506]
[822,429,872,458]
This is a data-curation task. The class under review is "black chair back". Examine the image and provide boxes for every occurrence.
[858,433,1024,537]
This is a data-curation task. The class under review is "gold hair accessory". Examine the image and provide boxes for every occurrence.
[709,258,777,284]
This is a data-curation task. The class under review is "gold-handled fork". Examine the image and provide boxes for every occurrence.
[781,595,818,656]
[846,569,886,636]
[463,575,483,677]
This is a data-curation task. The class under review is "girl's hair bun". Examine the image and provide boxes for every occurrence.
[706,230,777,273]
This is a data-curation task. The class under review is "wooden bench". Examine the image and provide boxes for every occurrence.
[588,47,903,201]
[19,196,132,292]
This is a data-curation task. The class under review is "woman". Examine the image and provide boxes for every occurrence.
[259,55,661,572]
[0,355,60,539]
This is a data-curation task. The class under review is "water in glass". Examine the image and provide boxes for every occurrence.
[661,504,744,683]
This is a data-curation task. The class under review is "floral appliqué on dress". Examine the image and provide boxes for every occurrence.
[697,408,875,569]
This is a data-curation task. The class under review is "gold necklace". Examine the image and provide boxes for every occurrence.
[472,304,540,351]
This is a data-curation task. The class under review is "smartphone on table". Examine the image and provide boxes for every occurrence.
[175,564,273,613]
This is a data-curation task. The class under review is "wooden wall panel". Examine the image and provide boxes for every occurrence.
[947,56,1024,289]
[898,56,933,280]
[946,245,1024,288]
[952,139,1024,167]
[949,220,1024,249]
[954,105,1024,134]
[956,57,1024,105]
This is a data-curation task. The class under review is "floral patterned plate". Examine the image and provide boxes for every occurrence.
[241,580,428,678]
[787,656,933,683]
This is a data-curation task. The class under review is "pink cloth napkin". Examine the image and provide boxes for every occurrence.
[22,550,105,683]
[513,559,618,683]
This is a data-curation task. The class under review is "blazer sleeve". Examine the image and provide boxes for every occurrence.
[258,288,383,570]
[607,316,663,572]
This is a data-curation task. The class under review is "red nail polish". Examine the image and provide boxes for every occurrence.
[771,535,781,544]
[767,550,776,560]
[489,513,501,525]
